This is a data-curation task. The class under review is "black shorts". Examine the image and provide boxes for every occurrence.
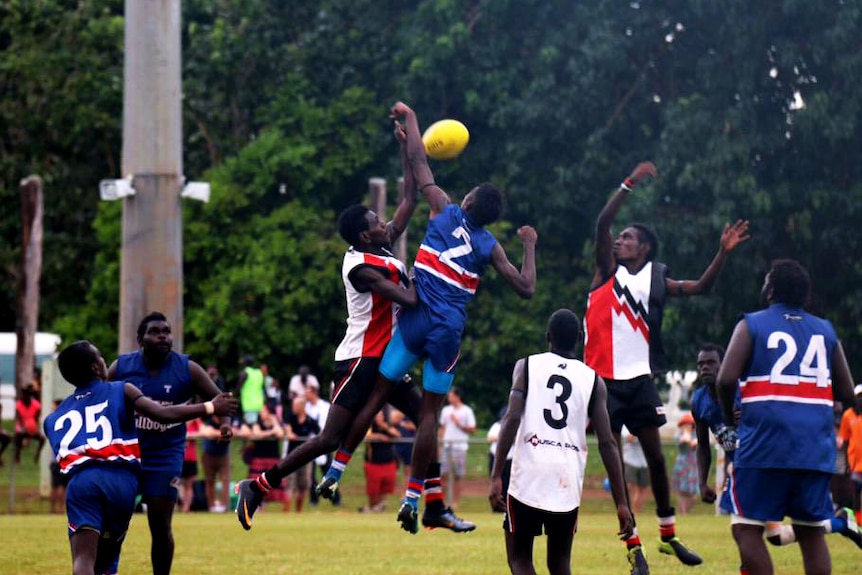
[331,357,422,419]
[331,358,381,411]
[503,494,579,537]
[606,375,667,433]
[181,460,198,479]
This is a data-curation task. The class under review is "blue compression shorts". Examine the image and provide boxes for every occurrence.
[380,326,456,395]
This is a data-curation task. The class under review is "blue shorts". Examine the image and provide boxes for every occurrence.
[721,467,833,523]
[138,465,182,501]
[380,325,455,395]
[66,466,139,539]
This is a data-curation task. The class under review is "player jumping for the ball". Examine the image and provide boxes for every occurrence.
[317,101,537,534]
[583,162,749,573]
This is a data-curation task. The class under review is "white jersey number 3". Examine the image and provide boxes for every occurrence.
[767,331,829,387]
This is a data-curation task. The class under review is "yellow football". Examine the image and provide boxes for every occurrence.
[422,119,470,160]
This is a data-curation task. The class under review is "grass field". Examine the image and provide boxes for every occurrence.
[1,427,859,573]
[1,501,861,574]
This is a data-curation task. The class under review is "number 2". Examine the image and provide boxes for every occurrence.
[767,331,829,387]
[438,226,473,266]
[54,401,115,455]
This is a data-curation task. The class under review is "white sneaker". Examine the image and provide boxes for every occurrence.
[209,503,227,513]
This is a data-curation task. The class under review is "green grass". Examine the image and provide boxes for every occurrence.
[3,428,859,573]
[0,503,860,574]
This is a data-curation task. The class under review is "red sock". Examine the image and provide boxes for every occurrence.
[626,534,642,549]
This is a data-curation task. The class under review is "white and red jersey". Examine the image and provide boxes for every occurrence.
[334,247,409,361]
[583,262,668,380]
[508,352,596,512]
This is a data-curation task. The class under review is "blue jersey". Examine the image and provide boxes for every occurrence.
[691,385,737,463]
[413,204,498,327]
[115,351,192,470]
[44,380,141,478]
[736,303,838,472]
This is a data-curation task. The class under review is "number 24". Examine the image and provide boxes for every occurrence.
[768,331,829,387]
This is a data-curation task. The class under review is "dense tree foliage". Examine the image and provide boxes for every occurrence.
[2,0,860,421]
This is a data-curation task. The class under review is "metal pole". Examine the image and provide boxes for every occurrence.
[394,176,407,263]
[119,0,184,353]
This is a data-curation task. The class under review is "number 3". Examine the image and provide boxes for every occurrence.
[544,375,572,429]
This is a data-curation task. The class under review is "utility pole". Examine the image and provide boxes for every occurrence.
[118,0,184,353]
[368,177,408,263]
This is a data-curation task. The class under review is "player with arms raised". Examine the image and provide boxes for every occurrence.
[318,101,537,534]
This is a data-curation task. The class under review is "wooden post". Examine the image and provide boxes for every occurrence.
[15,176,43,394]
[394,176,407,263]
[119,0,184,353]
[368,178,387,220]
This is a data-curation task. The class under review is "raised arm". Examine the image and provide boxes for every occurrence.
[489,226,537,299]
[489,358,527,512]
[390,101,449,217]
[125,383,237,424]
[717,319,752,425]
[665,220,750,297]
[387,122,419,242]
[593,162,657,287]
[588,375,635,540]
[694,417,716,503]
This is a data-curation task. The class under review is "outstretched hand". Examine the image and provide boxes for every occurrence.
[617,505,635,540]
[720,219,751,252]
[627,162,658,186]
[517,225,538,245]
[390,101,414,122]
[394,122,407,145]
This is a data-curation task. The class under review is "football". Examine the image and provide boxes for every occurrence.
[422,119,470,160]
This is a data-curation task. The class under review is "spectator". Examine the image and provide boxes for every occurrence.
[200,415,231,513]
[360,409,400,513]
[390,408,416,484]
[243,405,285,507]
[206,364,227,392]
[48,399,69,514]
[288,365,319,402]
[622,425,650,515]
[14,383,45,464]
[179,419,202,512]
[438,387,476,511]
[261,364,281,417]
[672,413,699,514]
[283,396,320,513]
[839,384,862,527]
[0,402,11,466]
[238,356,265,426]
[305,380,340,506]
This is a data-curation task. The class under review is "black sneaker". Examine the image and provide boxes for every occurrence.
[234,480,263,531]
[658,537,703,566]
[421,507,476,533]
[836,507,862,549]
[315,475,339,500]
[397,500,419,534]
[627,545,650,575]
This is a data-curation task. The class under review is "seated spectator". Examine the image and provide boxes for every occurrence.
[244,405,285,507]
[14,383,44,464]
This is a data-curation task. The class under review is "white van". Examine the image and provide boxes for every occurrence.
[0,332,62,420]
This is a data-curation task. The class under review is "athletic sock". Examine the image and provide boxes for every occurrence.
[253,471,277,494]
[658,514,676,542]
[424,463,445,513]
[828,516,843,534]
[327,448,353,482]
[404,478,423,509]
[625,529,642,549]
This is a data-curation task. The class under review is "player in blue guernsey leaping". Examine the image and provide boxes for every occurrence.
[45,341,236,575]
[317,101,537,534]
